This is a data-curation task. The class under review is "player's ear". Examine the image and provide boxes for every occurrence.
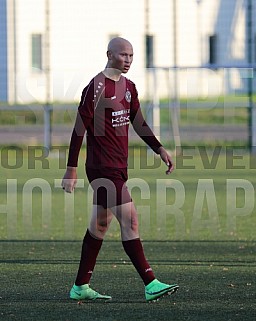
[107,50,112,60]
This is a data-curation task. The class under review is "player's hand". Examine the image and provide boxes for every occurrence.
[158,147,175,175]
[61,167,78,193]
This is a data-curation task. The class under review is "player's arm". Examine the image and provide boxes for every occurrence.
[130,107,161,152]
[131,109,174,174]
[61,112,92,193]
[157,146,174,175]
[62,165,78,193]
[62,82,94,193]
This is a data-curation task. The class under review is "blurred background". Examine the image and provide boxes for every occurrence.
[0,0,256,150]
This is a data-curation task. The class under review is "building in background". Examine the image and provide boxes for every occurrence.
[0,0,255,104]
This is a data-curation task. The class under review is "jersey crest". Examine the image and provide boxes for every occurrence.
[125,90,131,103]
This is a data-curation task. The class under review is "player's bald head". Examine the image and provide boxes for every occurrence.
[107,37,133,54]
[105,37,133,74]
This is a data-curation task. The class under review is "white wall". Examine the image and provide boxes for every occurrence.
[6,0,255,103]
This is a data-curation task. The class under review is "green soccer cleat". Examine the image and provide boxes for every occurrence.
[70,284,112,301]
[145,279,179,302]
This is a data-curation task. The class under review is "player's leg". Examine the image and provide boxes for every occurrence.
[111,201,139,240]
[70,168,117,301]
[70,205,113,301]
[75,205,113,285]
[112,201,155,284]
[112,201,179,301]
[89,205,114,239]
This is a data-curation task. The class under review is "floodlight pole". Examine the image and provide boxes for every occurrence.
[171,0,181,148]
[247,0,255,154]
[44,0,52,151]
[144,0,150,99]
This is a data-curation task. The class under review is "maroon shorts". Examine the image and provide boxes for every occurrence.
[86,166,132,209]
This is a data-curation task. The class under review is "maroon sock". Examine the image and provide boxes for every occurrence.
[122,238,155,285]
[75,229,103,286]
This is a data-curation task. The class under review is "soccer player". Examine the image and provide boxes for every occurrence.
[62,37,179,302]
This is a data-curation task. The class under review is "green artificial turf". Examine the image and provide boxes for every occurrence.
[0,147,255,320]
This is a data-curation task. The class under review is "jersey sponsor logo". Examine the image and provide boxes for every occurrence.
[112,115,130,127]
[112,109,130,116]
[112,109,130,127]
[112,121,130,128]
[112,115,130,123]
[125,90,131,103]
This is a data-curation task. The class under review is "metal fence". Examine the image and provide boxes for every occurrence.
[0,66,255,151]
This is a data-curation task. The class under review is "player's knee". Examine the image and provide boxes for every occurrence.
[130,217,138,232]
[96,218,109,233]
[121,217,138,233]
[97,223,107,234]
[120,218,139,231]
[120,219,139,240]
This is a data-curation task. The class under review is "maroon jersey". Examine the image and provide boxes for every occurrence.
[67,72,162,168]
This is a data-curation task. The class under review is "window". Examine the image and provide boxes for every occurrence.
[31,34,42,71]
[209,34,217,65]
[145,34,154,68]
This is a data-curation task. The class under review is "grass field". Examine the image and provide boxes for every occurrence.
[0,148,256,320]
[1,240,255,321]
